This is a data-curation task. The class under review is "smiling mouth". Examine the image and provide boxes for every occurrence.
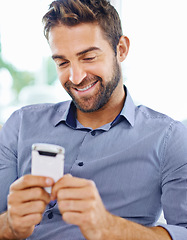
[74,81,98,92]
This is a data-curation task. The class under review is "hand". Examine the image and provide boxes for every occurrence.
[51,175,114,240]
[6,175,54,239]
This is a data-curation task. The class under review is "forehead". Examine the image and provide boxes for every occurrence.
[48,23,112,56]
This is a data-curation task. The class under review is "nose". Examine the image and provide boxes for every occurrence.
[69,62,87,85]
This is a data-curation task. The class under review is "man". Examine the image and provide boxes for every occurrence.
[0,0,187,239]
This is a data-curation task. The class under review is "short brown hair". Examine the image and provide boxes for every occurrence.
[42,0,123,54]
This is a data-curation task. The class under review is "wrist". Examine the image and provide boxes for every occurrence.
[1,212,21,240]
[99,212,126,240]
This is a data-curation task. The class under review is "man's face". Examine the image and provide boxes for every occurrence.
[48,23,123,112]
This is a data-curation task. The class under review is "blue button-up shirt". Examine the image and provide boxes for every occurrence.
[0,88,187,240]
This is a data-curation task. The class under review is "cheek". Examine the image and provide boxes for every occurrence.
[95,58,114,79]
[93,65,112,83]
[87,64,107,80]
[57,69,69,87]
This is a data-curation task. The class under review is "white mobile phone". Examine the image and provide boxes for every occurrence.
[31,143,65,193]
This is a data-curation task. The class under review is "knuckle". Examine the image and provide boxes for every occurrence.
[7,192,19,207]
[62,212,74,224]
[21,175,31,186]
[58,201,63,211]
[35,187,43,197]
[8,205,17,216]
[67,200,74,210]
[7,192,14,204]
[33,213,43,224]
[59,200,71,211]
[88,180,96,188]
[58,200,65,209]
[36,201,46,212]
[62,212,69,222]
[9,179,19,192]
[9,184,14,192]
[57,189,63,199]
[87,180,96,194]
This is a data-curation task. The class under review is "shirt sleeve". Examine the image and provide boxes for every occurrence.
[0,110,20,213]
[158,121,187,240]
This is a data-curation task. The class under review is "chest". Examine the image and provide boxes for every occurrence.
[17,123,162,224]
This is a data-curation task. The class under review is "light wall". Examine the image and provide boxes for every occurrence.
[114,0,187,121]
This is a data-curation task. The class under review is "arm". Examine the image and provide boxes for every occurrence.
[0,212,16,240]
[158,121,187,239]
[0,175,54,240]
[52,174,172,240]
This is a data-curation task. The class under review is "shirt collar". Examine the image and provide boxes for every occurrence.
[119,86,136,127]
[53,101,77,128]
[53,86,136,128]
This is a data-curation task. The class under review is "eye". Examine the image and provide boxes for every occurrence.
[59,62,68,67]
[57,61,69,68]
[83,56,96,62]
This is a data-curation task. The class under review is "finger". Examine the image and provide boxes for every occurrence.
[22,213,43,227]
[51,175,95,200]
[62,211,86,226]
[58,199,95,213]
[8,187,51,205]
[57,186,97,201]
[10,213,43,230]
[10,175,54,192]
[54,174,91,189]
[9,200,47,217]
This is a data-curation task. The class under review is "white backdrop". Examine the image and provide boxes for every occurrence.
[120,0,187,122]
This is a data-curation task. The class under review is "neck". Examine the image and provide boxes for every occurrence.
[76,84,125,130]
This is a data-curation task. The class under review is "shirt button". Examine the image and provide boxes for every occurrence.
[78,162,84,167]
[91,131,96,136]
[48,212,53,219]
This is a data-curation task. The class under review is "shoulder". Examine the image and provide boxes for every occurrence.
[12,101,72,121]
[19,101,71,115]
[136,105,175,127]
[2,101,72,130]
[135,105,187,139]
[136,105,170,120]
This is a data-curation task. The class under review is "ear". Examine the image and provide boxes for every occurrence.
[117,36,130,62]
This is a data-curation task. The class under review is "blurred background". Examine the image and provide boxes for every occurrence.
[0,0,187,125]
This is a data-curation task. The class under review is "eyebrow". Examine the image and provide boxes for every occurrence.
[52,46,101,60]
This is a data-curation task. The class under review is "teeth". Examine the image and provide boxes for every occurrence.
[76,83,94,92]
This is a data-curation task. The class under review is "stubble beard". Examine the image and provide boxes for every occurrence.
[65,57,121,113]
